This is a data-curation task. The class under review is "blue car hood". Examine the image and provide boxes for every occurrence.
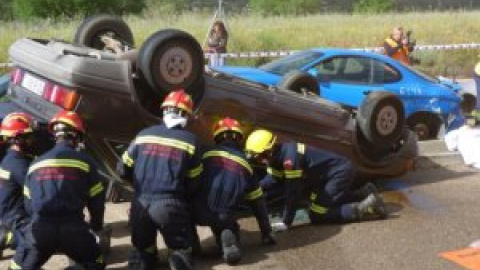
[214,66,281,86]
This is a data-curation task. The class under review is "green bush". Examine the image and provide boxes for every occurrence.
[353,0,394,14]
[12,0,146,20]
[0,0,14,20]
[249,0,321,16]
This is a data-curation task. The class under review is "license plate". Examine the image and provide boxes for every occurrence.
[21,73,45,96]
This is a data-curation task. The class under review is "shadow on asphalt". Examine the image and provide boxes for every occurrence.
[195,223,342,269]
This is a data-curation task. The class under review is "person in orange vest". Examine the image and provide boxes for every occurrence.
[383,27,415,65]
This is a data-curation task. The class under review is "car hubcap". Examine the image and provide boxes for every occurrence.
[160,47,193,84]
[376,105,397,136]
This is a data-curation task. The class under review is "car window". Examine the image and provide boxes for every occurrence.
[371,60,401,84]
[259,50,323,76]
[335,57,372,84]
[314,57,343,82]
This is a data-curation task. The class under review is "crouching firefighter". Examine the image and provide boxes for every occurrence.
[245,129,387,232]
[118,90,203,270]
[20,110,106,270]
[0,113,36,269]
[191,118,275,265]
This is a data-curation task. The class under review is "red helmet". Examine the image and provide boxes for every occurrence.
[0,112,34,138]
[161,89,194,115]
[48,110,85,134]
[213,117,244,139]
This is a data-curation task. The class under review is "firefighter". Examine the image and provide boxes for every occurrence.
[118,90,203,270]
[0,112,36,268]
[20,110,106,270]
[383,26,415,65]
[245,129,387,231]
[191,118,275,265]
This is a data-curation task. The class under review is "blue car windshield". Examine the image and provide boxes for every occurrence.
[402,64,439,83]
[259,50,323,75]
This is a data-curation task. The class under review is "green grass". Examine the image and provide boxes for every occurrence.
[1,11,480,76]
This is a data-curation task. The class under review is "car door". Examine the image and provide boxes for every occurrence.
[312,56,391,108]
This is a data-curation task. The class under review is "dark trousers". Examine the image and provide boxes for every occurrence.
[20,218,104,270]
[308,167,357,223]
[130,196,193,266]
[192,202,239,247]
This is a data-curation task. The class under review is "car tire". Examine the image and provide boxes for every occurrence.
[74,14,134,50]
[279,70,319,96]
[357,91,405,146]
[461,93,477,114]
[137,29,205,96]
[407,113,441,141]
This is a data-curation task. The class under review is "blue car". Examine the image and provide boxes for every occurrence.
[215,49,472,140]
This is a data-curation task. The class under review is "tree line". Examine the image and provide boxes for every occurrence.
[1,0,479,20]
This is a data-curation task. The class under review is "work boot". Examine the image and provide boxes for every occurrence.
[353,182,379,199]
[127,250,154,270]
[354,193,388,220]
[220,229,242,265]
[168,249,193,270]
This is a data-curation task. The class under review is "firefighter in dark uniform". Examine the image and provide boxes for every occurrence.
[245,129,387,232]
[118,90,203,270]
[20,110,106,270]
[191,118,275,265]
[0,113,35,269]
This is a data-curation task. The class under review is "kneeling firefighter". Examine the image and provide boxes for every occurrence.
[20,110,106,270]
[191,118,275,265]
[0,112,36,269]
[118,90,203,270]
[245,129,387,231]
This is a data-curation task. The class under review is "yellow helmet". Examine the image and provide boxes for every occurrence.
[245,129,276,154]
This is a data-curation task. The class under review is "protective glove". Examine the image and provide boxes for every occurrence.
[261,231,276,245]
[271,222,288,232]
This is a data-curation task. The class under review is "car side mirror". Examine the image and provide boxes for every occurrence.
[308,68,318,77]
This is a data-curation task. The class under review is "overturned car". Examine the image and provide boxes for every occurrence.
[3,15,417,200]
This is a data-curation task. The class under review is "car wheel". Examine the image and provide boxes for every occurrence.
[407,113,441,140]
[137,29,205,96]
[461,93,477,114]
[279,70,319,96]
[357,91,405,146]
[74,14,134,50]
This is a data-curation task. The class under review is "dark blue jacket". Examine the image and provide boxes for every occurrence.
[261,142,353,226]
[0,149,32,226]
[119,124,203,199]
[25,141,105,231]
[196,141,262,213]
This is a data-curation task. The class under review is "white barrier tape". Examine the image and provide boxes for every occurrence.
[1,43,479,67]
[205,43,480,59]
[0,63,13,68]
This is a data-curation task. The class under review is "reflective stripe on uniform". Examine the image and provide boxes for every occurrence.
[122,152,134,167]
[28,159,90,174]
[89,182,104,197]
[135,136,195,155]
[267,167,284,178]
[23,186,30,198]
[245,187,263,201]
[9,260,21,269]
[202,150,253,174]
[310,192,317,201]
[310,202,328,215]
[0,168,10,180]
[297,143,305,155]
[284,170,303,179]
[187,164,203,178]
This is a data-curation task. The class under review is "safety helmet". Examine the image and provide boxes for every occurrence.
[213,117,243,138]
[161,89,194,115]
[245,129,276,154]
[0,112,34,138]
[48,110,85,134]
